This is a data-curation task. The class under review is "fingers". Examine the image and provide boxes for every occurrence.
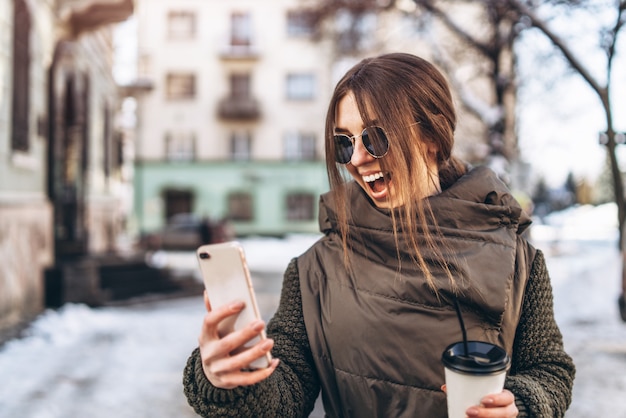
[209,358,280,389]
[214,320,268,360]
[480,390,515,408]
[465,390,518,418]
[210,336,274,375]
[199,300,245,343]
[203,290,212,311]
[197,301,277,390]
[201,329,278,389]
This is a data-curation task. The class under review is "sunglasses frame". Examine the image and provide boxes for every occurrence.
[333,126,389,164]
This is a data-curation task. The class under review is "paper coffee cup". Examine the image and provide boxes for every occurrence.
[441,341,511,418]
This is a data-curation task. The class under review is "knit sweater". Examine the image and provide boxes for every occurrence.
[183,250,575,417]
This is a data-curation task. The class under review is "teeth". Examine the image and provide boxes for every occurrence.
[363,172,384,183]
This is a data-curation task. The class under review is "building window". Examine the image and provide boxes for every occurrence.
[286,193,315,221]
[218,73,259,120]
[166,73,196,100]
[167,11,196,39]
[165,131,196,161]
[230,74,251,98]
[138,53,152,78]
[230,131,252,161]
[11,0,31,152]
[163,189,194,221]
[231,11,252,47]
[284,131,316,161]
[286,73,315,100]
[287,10,315,37]
[228,192,253,221]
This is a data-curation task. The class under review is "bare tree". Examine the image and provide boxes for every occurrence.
[405,0,590,181]
[304,0,575,182]
[305,0,626,318]
[305,1,519,174]
[411,1,526,182]
[305,0,397,55]
[507,0,626,320]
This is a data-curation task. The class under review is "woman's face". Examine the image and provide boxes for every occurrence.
[334,92,439,208]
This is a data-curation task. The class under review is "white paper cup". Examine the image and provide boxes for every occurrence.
[442,341,511,418]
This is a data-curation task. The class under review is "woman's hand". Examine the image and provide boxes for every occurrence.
[465,389,519,418]
[465,390,518,417]
[441,386,518,418]
[198,291,279,389]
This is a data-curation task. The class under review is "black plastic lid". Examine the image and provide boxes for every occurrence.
[441,341,511,375]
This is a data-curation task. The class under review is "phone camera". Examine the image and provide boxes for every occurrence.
[199,252,211,260]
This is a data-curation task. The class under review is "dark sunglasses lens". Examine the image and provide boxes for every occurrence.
[334,135,354,164]
[362,127,389,158]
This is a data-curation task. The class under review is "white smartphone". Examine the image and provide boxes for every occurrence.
[196,241,271,369]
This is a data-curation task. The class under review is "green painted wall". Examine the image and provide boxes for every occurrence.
[134,160,329,236]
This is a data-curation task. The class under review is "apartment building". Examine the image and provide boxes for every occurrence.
[0,0,133,335]
[129,0,517,238]
[129,0,335,238]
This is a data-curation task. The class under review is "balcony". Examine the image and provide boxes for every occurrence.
[217,97,261,121]
[118,77,154,98]
[219,44,260,61]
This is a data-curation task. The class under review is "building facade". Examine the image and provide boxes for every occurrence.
[0,0,133,335]
[129,0,336,238]
[128,0,519,239]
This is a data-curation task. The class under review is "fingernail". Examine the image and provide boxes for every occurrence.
[251,320,265,331]
[466,407,479,417]
[481,397,494,405]
[261,339,273,349]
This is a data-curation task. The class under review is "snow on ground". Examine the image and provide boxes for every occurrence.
[0,204,625,417]
[0,299,204,418]
[532,205,626,418]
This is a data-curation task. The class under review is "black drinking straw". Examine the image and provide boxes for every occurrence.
[453,297,469,356]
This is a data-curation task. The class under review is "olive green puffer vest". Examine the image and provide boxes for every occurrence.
[298,167,535,418]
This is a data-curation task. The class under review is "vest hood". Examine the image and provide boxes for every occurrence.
[319,166,531,238]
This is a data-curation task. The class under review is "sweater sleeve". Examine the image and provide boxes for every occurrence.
[505,250,576,417]
[182,258,320,418]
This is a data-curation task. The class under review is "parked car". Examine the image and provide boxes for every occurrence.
[141,214,233,251]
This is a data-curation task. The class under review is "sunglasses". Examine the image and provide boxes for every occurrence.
[333,126,389,164]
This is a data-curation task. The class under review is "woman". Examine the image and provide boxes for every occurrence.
[183,53,575,417]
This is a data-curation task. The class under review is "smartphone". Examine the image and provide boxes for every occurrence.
[196,241,271,369]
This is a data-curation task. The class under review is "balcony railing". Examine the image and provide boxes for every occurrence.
[217,97,261,121]
[219,44,259,60]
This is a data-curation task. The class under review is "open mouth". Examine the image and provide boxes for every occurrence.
[363,171,390,194]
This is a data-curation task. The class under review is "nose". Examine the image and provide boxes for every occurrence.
[350,137,375,166]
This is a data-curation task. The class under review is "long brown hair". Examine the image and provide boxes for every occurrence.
[324,52,466,288]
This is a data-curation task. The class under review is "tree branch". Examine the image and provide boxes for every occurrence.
[412,0,493,58]
[507,0,605,95]
[606,0,626,75]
